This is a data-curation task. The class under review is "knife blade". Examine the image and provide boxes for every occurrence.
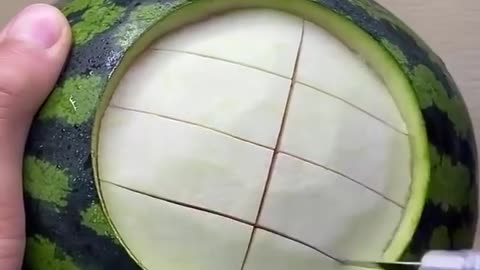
[342,249,480,270]
[342,260,421,270]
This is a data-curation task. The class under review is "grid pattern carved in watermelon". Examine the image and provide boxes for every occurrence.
[96,9,412,270]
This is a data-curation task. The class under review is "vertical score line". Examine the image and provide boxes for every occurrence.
[240,20,306,270]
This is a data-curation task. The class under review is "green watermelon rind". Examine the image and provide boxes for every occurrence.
[22,0,477,269]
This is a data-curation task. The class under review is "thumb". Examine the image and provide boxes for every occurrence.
[0,3,71,269]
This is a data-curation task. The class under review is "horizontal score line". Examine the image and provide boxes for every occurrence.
[102,105,405,207]
[100,179,342,263]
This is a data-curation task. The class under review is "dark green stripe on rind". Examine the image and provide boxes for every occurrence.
[24,120,139,270]
[23,0,477,269]
[408,201,476,255]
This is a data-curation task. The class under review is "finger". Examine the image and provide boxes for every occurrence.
[0,4,72,123]
[0,4,71,269]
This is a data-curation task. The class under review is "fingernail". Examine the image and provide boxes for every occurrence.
[6,4,63,49]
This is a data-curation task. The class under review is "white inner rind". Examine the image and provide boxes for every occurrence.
[97,9,411,270]
[101,182,252,269]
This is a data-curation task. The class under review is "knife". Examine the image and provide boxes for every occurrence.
[341,250,480,270]
[342,260,421,269]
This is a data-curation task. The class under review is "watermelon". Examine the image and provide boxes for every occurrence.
[22,0,477,269]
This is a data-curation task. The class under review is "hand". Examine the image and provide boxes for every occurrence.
[0,4,71,269]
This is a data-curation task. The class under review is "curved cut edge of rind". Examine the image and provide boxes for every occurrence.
[353,0,478,260]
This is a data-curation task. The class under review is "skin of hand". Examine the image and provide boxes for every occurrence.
[0,3,71,270]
